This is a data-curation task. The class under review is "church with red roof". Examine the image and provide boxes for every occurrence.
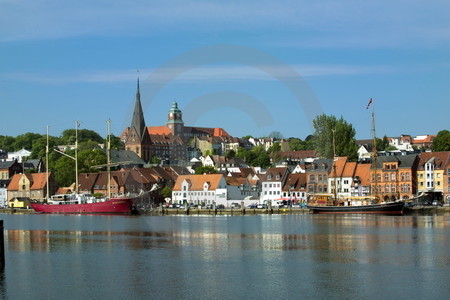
[121,78,232,165]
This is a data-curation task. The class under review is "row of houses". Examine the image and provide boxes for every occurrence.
[172,151,450,207]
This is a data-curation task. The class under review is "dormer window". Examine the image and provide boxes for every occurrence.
[267,175,272,180]
[276,175,280,180]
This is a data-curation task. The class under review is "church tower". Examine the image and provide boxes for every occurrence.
[167,101,184,137]
[125,76,151,162]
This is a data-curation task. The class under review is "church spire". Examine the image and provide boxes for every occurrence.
[130,73,146,141]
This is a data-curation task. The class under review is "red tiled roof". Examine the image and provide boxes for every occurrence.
[354,164,371,186]
[147,126,172,135]
[173,174,224,191]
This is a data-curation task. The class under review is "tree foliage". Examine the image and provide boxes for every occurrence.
[195,166,217,174]
[60,128,103,145]
[312,114,358,160]
[287,137,314,151]
[161,186,173,198]
[432,130,450,151]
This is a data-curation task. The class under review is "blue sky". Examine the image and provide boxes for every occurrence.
[1,0,449,140]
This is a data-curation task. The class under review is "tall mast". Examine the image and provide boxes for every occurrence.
[75,120,79,194]
[107,119,111,198]
[332,128,337,202]
[46,125,49,200]
[370,100,378,202]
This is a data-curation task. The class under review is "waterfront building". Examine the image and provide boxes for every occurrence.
[282,173,307,203]
[416,151,450,204]
[172,174,228,206]
[305,159,333,197]
[370,155,419,201]
[7,172,58,202]
[260,167,289,202]
[328,157,357,199]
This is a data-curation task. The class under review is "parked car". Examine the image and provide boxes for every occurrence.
[230,203,241,209]
[216,204,225,209]
[247,204,257,209]
[205,204,213,209]
[432,201,442,207]
[257,203,267,209]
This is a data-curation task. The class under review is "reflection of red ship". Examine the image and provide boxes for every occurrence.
[30,194,136,214]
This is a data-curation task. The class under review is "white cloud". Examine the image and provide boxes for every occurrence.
[0,64,393,85]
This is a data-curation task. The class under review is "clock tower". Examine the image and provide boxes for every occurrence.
[166,101,184,137]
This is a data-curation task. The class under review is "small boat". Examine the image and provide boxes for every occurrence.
[30,193,135,214]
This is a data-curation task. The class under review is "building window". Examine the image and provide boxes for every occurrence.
[406,173,410,181]
[384,174,389,182]
[391,173,395,181]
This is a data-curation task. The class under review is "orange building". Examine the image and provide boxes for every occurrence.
[370,155,419,201]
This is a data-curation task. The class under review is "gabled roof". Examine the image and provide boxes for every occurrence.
[282,173,307,191]
[8,173,51,191]
[109,149,146,165]
[330,157,347,178]
[418,151,450,169]
[78,173,99,191]
[354,163,371,186]
[342,161,357,178]
[375,155,419,169]
[263,167,289,181]
[0,160,18,169]
[173,174,224,191]
[225,177,248,186]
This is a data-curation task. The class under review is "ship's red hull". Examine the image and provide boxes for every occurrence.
[30,197,134,214]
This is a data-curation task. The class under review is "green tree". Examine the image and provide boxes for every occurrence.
[30,135,59,158]
[109,135,125,150]
[150,155,161,165]
[225,149,236,159]
[53,155,75,187]
[0,136,16,152]
[195,166,217,174]
[60,128,103,145]
[161,186,172,198]
[432,130,450,151]
[312,114,358,160]
[78,149,107,173]
[13,132,43,151]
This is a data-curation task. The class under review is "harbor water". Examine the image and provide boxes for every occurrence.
[1,213,449,299]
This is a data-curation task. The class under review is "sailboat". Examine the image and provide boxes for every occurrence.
[30,121,136,214]
[307,99,405,215]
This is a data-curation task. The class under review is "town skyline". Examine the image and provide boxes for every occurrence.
[1,1,449,140]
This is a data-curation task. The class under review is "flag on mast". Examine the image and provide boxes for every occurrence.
[366,98,373,109]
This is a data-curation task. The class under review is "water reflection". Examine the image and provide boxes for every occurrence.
[2,214,450,299]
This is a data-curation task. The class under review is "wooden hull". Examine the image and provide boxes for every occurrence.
[307,201,405,215]
[30,197,134,214]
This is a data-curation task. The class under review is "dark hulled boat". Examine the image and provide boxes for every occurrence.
[307,201,405,215]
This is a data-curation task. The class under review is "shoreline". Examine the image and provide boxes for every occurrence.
[1,206,449,216]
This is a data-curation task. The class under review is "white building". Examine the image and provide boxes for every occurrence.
[260,167,289,203]
[7,148,31,163]
[172,174,229,206]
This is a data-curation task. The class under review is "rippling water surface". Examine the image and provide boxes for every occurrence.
[1,213,449,299]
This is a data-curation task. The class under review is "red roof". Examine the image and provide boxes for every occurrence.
[147,126,172,135]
